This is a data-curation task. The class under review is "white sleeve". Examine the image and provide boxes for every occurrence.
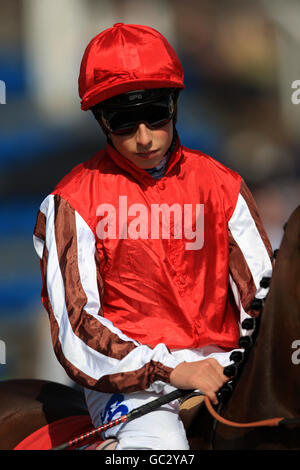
[228,180,273,335]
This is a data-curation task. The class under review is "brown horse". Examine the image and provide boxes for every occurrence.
[0,379,89,450]
[191,204,300,450]
[0,205,299,450]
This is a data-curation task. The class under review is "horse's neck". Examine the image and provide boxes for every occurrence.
[254,208,300,414]
[226,206,300,420]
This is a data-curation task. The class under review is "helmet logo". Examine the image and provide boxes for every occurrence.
[129,93,143,102]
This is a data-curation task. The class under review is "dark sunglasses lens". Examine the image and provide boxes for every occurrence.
[102,97,174,135]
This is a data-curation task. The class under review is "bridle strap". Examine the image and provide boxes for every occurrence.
[203,395,284,428]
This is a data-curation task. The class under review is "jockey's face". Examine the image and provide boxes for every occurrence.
[109,119,173,169]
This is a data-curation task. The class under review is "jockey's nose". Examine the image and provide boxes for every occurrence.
[136,123,152,149]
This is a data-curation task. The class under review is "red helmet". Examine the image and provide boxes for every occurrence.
[78,23,185,111]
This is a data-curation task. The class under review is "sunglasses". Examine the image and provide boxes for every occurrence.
[100,95,175,135]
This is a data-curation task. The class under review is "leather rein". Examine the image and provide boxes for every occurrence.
[203,395,300,428]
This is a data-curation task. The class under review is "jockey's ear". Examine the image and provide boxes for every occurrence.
[90,106,110,138]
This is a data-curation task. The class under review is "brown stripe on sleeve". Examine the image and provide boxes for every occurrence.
[240,179,274,265]
[228,230,257,314]
[34,210,46,240]
[94,248,104,315]
[95,361,174,394]
[41,244,139,392]
[40,245,97,387]
[53,195,137,360]
[45,269,101,390]
[40,243,50,312]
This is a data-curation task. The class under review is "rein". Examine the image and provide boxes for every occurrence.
[203,395,284,428]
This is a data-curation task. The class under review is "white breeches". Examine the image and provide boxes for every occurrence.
[84,346,240,450]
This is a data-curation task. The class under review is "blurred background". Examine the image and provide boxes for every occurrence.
[0,0,299,386]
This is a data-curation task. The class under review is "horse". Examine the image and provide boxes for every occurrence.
[189,204,300,450]
[0,378,89,450]
[0,205,299,450]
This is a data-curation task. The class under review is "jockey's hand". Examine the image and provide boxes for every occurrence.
[169,358,229,405]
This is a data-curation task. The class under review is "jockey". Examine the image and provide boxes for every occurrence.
[33,23,273,450]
